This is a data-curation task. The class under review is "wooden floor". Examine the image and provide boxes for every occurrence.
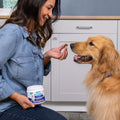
[58,112,93,120]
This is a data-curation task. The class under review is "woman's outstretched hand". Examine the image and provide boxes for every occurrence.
[44,44,68,60]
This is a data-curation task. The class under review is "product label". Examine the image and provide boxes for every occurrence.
[28,91,45,104]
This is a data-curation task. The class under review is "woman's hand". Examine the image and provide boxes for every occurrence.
[44,44,68,60]
[10,92,35,110]
[44,44,68,66]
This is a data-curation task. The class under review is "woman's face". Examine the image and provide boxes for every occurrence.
[39,0,56,26]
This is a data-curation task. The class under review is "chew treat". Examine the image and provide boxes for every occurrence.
[64,44,68,47]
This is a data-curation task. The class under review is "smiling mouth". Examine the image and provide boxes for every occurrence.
[73,55,93,63]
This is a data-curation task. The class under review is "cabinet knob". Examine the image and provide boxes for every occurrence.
[76,26,93,30]
[52,37,57,40]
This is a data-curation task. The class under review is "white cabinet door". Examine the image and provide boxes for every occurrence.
[0,19,6,26]
[118,20,120,53]
[43,40,51,101]
[51,33,117,101]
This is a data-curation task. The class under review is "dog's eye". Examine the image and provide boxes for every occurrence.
[89,42,94,46]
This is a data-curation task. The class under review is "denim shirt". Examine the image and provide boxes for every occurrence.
[0,23,51,112]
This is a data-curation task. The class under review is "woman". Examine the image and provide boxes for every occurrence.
[0,0,68,120]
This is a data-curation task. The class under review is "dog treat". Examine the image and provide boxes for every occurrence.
[64,44,68,47]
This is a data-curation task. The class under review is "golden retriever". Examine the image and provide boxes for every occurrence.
[70,35,120,120]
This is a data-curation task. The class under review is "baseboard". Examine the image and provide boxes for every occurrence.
[42,101,87,112]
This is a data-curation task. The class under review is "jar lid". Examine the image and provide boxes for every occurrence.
[27,85,44,91]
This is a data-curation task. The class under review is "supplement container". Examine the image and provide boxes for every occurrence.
[27,85,45,104]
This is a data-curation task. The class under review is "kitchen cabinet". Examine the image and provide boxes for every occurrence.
[118,20,120,53]
[0,19,6,26]
[51,20,118,101]
[43,40,51,101]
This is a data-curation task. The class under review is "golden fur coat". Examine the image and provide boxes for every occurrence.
[70,35,120,120]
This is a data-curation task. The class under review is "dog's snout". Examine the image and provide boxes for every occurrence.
[70,43,75,49]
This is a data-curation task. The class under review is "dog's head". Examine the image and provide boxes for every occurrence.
[70,35,119,72]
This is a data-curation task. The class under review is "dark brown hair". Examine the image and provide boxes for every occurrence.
[1,0,61,48]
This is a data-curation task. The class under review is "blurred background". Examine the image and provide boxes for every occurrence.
[1,0,120,16]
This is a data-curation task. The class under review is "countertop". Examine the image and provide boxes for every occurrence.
[0,8,120,19]
[1,16,120,20]
[59,16,120,20]
[1,15,120,20]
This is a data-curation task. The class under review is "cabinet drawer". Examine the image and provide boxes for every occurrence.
[52,20,117,34]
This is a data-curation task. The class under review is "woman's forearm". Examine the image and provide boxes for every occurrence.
[9,92,20,101]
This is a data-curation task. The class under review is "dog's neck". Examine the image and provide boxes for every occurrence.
[97,73,112,85]
[84,53,120,91]
[84,67,114,91]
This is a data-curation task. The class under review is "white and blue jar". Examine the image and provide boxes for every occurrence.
[27,85,45,104]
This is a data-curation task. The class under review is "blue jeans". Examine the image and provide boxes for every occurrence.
[0,104,67,120]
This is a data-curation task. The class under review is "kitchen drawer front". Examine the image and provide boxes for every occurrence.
[52,20,117,34]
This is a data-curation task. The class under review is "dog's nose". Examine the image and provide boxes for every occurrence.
[70,43,75,49]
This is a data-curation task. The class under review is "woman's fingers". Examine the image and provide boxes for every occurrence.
[45,44,68,60]
[58,44,68,51]
[13,93,35,110]
[26,98,35,107]
[59,47,68,60]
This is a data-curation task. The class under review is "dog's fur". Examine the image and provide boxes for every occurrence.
[70,35,120,120]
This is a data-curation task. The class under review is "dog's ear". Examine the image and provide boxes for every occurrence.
[98,46,119,73]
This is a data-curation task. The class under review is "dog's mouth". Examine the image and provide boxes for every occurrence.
[73,55,93,63]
